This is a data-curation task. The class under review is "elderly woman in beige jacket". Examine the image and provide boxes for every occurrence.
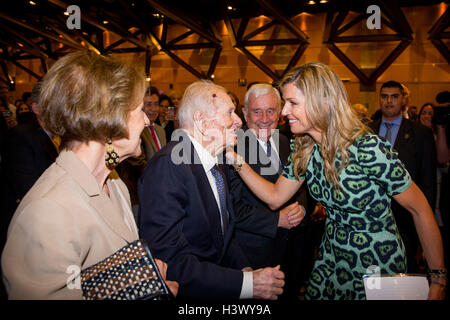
[1,51,178,299]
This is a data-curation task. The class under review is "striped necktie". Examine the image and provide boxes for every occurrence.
[148,125,161,151]
[210,165,228,235]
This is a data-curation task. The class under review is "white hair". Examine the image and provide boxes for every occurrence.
[178,80,228,129]
[244,83,281,113]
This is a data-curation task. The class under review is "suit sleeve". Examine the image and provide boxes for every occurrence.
[417,127,437,210]
[4,129,41,200]
[227,165,279,239]
[138,155,243,300]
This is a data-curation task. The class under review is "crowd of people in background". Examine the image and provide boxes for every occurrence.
[0,51,448,301]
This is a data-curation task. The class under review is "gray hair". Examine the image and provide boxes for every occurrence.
[31,81,42,104]
[178,80,228,129]
[244,83,281,113]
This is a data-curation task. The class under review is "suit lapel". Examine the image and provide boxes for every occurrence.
[393,118,412,150]
[154,124,167,147]
[188,142,225,252]
[88,188,137,243]
[141,128,157,158]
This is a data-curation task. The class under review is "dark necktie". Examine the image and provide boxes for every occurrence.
[210,165,228,235]
[267,140,282,174]
[384,123,394,145]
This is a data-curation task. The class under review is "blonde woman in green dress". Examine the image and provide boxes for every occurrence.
[227,62,446,300]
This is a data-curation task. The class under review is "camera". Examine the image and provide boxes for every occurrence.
[433,104,450,126]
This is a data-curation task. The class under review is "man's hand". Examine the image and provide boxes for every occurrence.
[252,265,285,300]
[278,202,305,229]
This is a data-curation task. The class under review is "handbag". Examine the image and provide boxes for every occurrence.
[81,239,173,300]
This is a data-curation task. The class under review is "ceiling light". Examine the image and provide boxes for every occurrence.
[29,1,36,5]
[64,11,69,16]
[145,77,151,82]
[320,0,328,3]
[103,20,109,24]
[227,6,233,10]
[308,0,316,4]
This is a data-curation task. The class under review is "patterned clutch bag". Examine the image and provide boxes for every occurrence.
[81,239,173,300]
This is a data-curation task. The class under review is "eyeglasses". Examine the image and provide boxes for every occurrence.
[144,102,159,107]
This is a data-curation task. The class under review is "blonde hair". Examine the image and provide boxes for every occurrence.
[39,51,145,150]
[278,62,369,189]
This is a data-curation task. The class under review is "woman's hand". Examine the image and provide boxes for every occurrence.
[427,281,446,300]
[224,147,240,166]
[155,258,179,297]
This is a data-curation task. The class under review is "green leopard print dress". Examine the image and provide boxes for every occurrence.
[282,133,411,300]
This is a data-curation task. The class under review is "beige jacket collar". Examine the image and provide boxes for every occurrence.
[55,150,137,243]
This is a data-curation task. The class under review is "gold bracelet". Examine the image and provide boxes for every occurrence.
[234,155,244,172]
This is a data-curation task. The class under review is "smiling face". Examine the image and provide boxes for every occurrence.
[143,93,160,123]
[380,87,406,121]
[420,105,434,129]
[281,82,322,143]
[204,92,242,155]
[244,92,279,141]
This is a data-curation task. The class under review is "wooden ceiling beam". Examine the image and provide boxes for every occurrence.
[162,49,205,79]
[242,39,304,46]
[239,46,279,80]
[206,46,222,78]
[256,0,309,42]
[146,0,221,45]
[1,56,42,80]
[0,12,85,51]
[0,21,50,60]
[165,43,218,50]
[167,30,195,46]
[47,0,148,49]
[428,6,449,64]
[243,20,277,41]
[333,34,404,43]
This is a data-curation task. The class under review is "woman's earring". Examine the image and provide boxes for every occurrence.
[105,139,120,169]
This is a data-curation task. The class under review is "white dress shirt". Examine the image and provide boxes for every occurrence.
[186,131,253,299]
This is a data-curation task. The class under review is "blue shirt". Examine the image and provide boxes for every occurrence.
[379,115,403,146]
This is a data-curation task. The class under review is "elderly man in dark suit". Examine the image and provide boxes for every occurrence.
[138,80,286,301]
[369,80,437,273]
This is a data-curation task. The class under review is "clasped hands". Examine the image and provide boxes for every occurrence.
[242,265,285,300]
[278,202,305,229]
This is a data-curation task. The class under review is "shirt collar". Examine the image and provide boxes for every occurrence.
[381,114,403,126]
[185,131,218,172]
